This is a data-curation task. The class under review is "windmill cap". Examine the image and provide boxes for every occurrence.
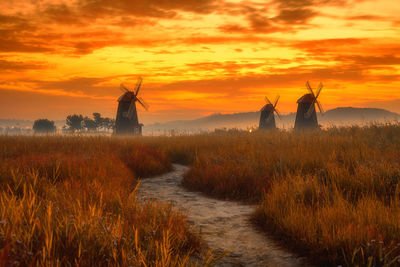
[261,103,274,112]
[297,93,315,104]
[118,91,136,102]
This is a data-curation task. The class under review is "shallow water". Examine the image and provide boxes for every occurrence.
[138,164,307,267]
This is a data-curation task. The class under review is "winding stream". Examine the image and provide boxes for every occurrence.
[138,164,307,267]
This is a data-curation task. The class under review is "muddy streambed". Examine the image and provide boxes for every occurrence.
[137,164,307,267]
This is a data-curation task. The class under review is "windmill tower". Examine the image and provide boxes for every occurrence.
[294,81,324,130]
[115,77,149,135]
[259,95,281,130]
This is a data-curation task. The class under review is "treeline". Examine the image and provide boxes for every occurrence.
[32,113,115,134]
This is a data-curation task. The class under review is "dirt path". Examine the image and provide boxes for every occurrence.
[137,164,307,267]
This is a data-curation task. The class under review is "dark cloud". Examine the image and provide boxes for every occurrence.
[248,12,271,29]
[112,16,156,27]
[219,0,364,34]
[0,9,135,55]
[0,14,35,34]
[78,0,219,19]
[0,59,46,71]
[0,37,53,53]
[33,0,221,26]
[347,15,386,20]
[42,4,83,25]
[0,13,54,53]
[274,0,314,9]
[273,8,317,24]
[218,1,319,35]
[272,0,367,23]
[218,24,248,33]
[0,14,26,25]
[269,0,359,25]
[219,8,283,34]
[273,0,348,9]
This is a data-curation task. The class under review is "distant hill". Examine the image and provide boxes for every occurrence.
[144,107,400,134]
[322,107,399,124]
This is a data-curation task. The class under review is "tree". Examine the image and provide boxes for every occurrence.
[66,114,84,132]
[83,117,97,132]
[93,113,102,128]
[33,119,56,133]
[65,113,115,133]
[92,113,115,132]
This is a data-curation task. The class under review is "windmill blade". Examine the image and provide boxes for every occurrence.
[315,82,323,99]
[273,95,280,109]
[127,99,137,120]
[316,100,325,114]
[134,77,143,97]
[274,108,281,119]
[264,96,273,105]
[120,83,129,93]
[137,97,149,111]
[306,81,316,98]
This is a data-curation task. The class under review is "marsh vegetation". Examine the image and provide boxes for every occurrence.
[1,124,400,266]
[140,124,400,266]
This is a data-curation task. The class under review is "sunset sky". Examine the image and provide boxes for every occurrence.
[0,0,399,123]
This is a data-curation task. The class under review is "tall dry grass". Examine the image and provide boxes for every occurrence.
[3,125,400,266]
[136,125,400,266]
[0,136,215,266]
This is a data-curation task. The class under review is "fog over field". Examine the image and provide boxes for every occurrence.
[1,107,399,134]
[143,107,400,134]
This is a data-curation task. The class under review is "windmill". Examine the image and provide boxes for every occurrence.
[115,77,149,135]
[294,81,324,130]
[259,95,281,130]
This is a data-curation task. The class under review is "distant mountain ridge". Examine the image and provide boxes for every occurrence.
[324,107,399,121]
[144,107,400,133]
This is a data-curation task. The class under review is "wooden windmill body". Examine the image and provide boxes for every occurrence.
[294,82,324,130]
[259,95,280,130]
[115,77,148,136]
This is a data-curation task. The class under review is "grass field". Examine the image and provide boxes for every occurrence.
[0,136,217,266]
[137,124,400,266]
[1,125,400,266]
